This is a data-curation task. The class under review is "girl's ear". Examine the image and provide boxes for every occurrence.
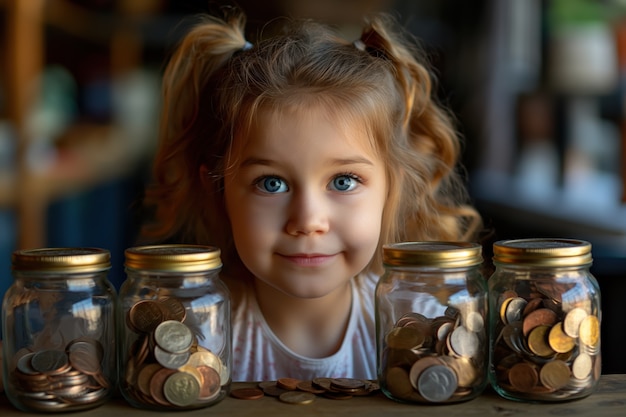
[199,165,212,189]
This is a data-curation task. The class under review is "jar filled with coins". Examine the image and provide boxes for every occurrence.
[118,244,231,410]
[376,242,488,404]
[489,238,601,402]
[1,247,117,412]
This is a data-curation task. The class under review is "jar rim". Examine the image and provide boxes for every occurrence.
[382,241,483,268]
[125,244,222,272]
[11,247,111,273]
[493,238,592,267]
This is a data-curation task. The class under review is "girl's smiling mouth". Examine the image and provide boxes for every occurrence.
[278,253,337,266]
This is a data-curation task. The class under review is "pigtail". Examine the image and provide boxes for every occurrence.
[142,11,248,243]
[357,15,482,244]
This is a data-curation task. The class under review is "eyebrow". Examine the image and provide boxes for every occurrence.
[239,156,375,168]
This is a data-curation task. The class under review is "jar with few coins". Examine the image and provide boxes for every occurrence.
[118,244,231,410]
[1,247,117,412]
[489,238,601,402]
[376,242,488,404]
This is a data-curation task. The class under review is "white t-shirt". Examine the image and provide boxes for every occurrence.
[230,273,378,382]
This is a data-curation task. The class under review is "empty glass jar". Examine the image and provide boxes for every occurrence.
[1,247,117,412]
[118,244,231,410]
[489,238,601,402]
[376,242,488,404]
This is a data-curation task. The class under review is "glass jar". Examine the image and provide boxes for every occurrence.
[488,238,601,402]
[376,242,488,404]
[1,247,117,412]
[118,244,231,410]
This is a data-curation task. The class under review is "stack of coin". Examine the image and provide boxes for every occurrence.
[121,297,229,409]
[8,337,109,411]
[491,285,601,400]
[230,377,379,404]
[381,306,487,403]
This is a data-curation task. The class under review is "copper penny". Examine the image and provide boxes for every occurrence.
[159,297,187,322]
[296,380,326,394]
[508,362,538,392]
[129,300,165,333]
[197,365,221,400]
[68,346,101,375]
[522,308,557,337]
[230,387,264,400]
[137,363,162,396]
[149,367,177,406]
[277,377,301,391]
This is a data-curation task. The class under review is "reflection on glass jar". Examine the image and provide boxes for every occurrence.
[376,242,488,404]
[488,238,601,402]
[1,247,117,413]
[118,244,231,410]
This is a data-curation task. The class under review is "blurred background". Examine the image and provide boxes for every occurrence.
[0,0,625,372]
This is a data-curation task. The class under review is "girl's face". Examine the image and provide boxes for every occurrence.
[223,106,387,299]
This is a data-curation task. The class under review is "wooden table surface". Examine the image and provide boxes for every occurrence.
[1,374,625,416]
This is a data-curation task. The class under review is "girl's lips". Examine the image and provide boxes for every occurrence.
[279,253,335,266]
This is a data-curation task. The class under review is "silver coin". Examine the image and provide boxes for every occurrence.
[505,297,528,324]
[154,320,194,353]
[448,326,479,358]
[154,345,191,369]
[417,364,458,402]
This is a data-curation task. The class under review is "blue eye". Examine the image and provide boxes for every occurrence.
[256,176,288,193]
[330,174,359,192]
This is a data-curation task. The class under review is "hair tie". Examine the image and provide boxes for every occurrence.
[353,40,366,51]
[242,41,253,51]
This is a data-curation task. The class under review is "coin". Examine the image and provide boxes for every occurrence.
[539,360,570,391]
[563,307,588,338]
[438,355,477,387]
[129,300,165,333]
[548,322,575,353]
[276,377,301,391]
[68,344,101,376]
[329,378,365,393]
[505,297,528,324]
[279,391,316,405]
[149,367,177,406]
[196,365,221,400]
[136,363,162,396]
[230,387,264,400]
[385,327,425,350]
[508,362,538,392]
[163,371,201,407]
[448,326,479,357]
[159,297,187,322]
[578,315,600,347]
[409,356,443,390]
[154,345,190,369]
[30,350,70,375]
[417,364,457,402]
[385,367,414,398]
[154,320,194,354]
[572,353,593,380]
[522,308,557,337]
[464,311,484,333]
[296,380,326,394]
[527,325,556,358]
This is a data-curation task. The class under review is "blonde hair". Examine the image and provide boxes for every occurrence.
[141,10,482,275]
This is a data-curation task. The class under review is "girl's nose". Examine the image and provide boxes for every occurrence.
[285,189,330,236]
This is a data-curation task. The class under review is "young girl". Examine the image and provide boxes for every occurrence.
[140,10,482,382]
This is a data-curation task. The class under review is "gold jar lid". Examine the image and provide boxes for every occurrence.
[383,242,483,268]
[493,238,592,267]
[12,247,111,273]
[124,244,222,272]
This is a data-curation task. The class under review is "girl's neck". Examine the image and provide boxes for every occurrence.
[253,277,353,359]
